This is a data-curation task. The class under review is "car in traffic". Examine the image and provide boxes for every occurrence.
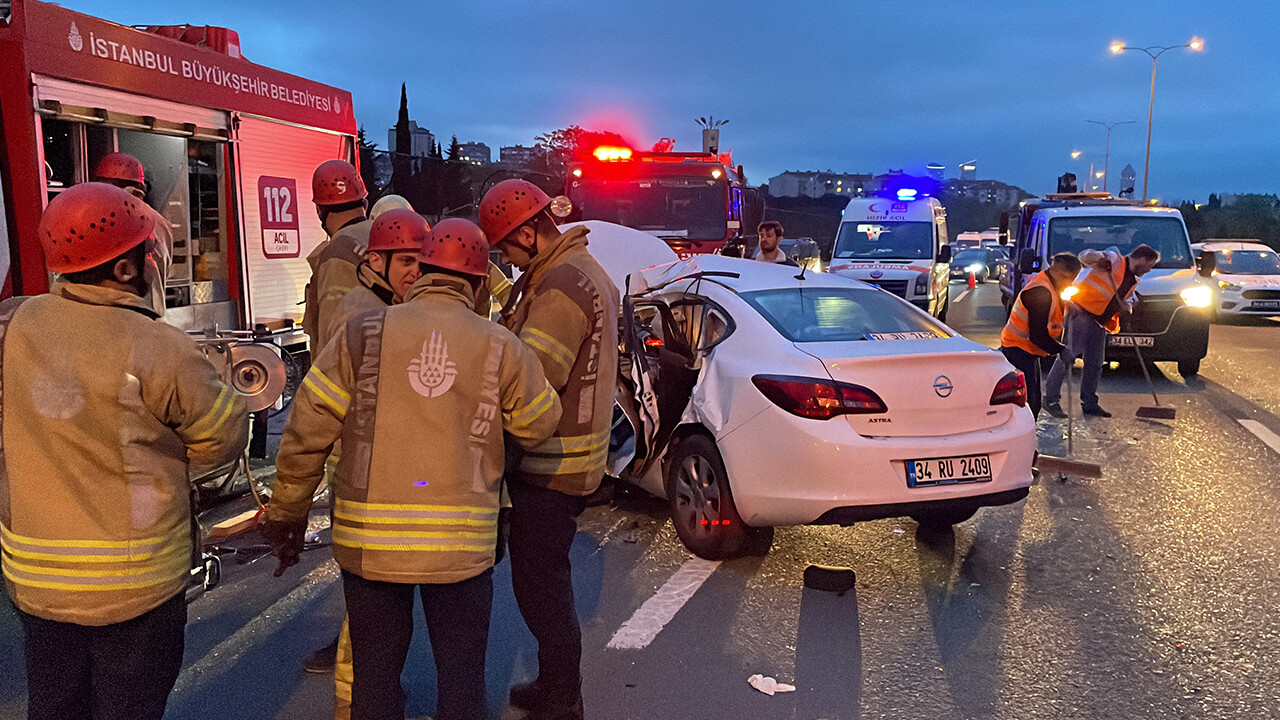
[606,253,1037,560]
[778,237,824,272]
[949,247,1002,283]
[1192,241,1280,318]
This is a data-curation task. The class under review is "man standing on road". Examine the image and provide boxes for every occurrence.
[1044,243,1161,418]
[263,219,562,720]
[754,220,797,266]
[2,183,248,720]
[999,252,1082,417]
[480,179,620,720]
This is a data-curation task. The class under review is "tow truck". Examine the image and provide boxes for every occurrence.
[998,193,1213,377]
[563,140,748,258]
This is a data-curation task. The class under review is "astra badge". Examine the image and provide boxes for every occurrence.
[408,332,457,398]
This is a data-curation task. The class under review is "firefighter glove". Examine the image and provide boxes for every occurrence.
[260,517,308,576]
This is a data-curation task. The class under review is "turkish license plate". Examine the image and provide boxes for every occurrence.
[1108,335,1155,347]
[906,454,992,488]
[1250,300,1280,310]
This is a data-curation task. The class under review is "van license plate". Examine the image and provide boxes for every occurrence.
[906,454,992,488]
[1250,301,1280,310]
[1109,335,1155,347]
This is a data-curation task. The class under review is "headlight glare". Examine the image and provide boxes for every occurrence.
[1180,285,1213,308]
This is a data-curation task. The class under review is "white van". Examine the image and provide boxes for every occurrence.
[828,193,953,320]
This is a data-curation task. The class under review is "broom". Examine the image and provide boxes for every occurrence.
[1133,345,1177,420]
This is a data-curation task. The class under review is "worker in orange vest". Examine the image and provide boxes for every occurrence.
[1,183,248,720]
[1044,244,1161,418]
[999,253,1082,417]
[92,152,172,317]
[263,218,561,720]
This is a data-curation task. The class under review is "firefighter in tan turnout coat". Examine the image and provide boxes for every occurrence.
[263,218,562,720]
[0,183,247,720]
[480,179,620,720]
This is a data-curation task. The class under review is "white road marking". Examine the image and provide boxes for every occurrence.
[954,289,972,304]
[1238,419,1280,456]
[607,556,721,650]
[173,561,340,696]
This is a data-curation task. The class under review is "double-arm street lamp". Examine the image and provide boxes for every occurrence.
[1110,38,1204,201]
[1085,119,1136,192]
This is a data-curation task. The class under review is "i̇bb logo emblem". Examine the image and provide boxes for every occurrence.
[68,23,83,52]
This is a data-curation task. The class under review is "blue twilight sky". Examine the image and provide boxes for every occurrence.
[63,0,1280,202]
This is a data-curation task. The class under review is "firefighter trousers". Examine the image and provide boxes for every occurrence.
[18,591,186,720]
[342,568,492,720]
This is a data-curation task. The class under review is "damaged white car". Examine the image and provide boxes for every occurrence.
[597,245,1037,560]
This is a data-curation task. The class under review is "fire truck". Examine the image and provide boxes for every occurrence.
[0,0,358,354]
[563,141,748,258]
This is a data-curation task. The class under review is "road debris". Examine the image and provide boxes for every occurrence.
[747,674,796,696]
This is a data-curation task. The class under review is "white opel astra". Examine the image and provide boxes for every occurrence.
[609,252,1037,560]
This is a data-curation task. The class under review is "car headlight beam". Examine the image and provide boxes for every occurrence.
[1180,285,1213,308]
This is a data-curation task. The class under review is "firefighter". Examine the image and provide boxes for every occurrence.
[92,152,172,316]
[479,179,620,720]
[304,159,373,351]
[301,159,373,673]
[262,218,562,720]
[998,252,1083,417]
[369,193,413,219]
[1,182,248,720]
[1044,243,1161,418]
[321,208,428,343]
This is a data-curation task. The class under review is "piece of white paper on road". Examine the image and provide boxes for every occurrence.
[606,557,721,650]
[747,674,797,696]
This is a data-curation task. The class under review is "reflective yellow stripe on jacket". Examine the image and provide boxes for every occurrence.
[302,367,350,419]
[332,499,498,553]
[506,381,557,431]
[519,327,576,375]
[1,524,189,593]
[519,429,609,476]
[188,385,240,440]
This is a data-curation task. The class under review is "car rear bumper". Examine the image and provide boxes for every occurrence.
[812,487,1030,525]
[716,405,1036,527]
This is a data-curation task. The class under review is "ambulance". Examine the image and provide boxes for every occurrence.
[828,189,953,321]
[0,0,358,352]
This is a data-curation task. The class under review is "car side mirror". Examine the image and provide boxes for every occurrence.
[938,245,952,263]
[1197,252,1216,277]
[998,212,1010,245]
[1018,248,1038,275]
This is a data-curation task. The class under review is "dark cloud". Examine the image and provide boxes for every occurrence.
[66,0,1280,201]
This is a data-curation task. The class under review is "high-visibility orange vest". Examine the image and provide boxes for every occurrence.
[1001,271,1065,356]
[1070,254,1132,334]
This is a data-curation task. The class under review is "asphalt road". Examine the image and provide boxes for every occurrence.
[3,280,1280,719]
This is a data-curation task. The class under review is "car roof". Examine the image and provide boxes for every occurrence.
[636,253,875,295]
[1191,240,1273,253]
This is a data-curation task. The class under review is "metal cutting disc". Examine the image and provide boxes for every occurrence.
[228,343,288,412]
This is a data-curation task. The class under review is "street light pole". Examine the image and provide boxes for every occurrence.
[1111,39,1203,201]
[1085,119,1136,192]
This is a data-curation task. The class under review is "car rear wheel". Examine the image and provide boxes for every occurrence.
[665,434,772,560]
[1177,358,1201,377]
[910,506,977,529]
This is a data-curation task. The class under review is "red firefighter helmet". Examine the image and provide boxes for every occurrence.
[419,218,490,277]
[479,179,551,245]
[367,209,430,253]
[92,153,146,189]
[38,182,156,274]
[311,160,367,206]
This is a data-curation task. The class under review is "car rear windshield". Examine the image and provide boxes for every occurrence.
[1214,250,1280,275]
[741,287,951,343]
[1047,216,1193,269]
[952,249,990,265]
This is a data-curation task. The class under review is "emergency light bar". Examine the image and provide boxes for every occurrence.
[593,146,633,161]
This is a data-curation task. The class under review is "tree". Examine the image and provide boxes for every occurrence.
[529,125,630,188]
[447,136,462,161]
[356,127,382,200]
[391,83,412,194]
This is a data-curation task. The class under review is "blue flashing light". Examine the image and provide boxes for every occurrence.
[896,188,918,201]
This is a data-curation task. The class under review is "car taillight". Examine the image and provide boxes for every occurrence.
[751,374,887,420]
[990,370,1027,407]
[642,334,664,351]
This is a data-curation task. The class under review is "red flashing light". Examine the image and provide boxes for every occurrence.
[593,145,633,162]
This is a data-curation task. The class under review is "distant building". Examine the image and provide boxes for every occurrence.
[1120,164,1137,197]
[942,178,1028,205]
[926,163,946,181]
[457,141,491,166]
[388,120,435,158]
[766,171,872,198]
[500,144,539,168]
[959,162,977,181]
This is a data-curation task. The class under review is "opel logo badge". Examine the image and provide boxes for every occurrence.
[933,375,953,398]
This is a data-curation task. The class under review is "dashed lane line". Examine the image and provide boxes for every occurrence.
[1238,419,1280,456]
[606,556,721,650]
[954,289,972,304]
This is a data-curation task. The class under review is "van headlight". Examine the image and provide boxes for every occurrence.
[1180,285,1213,308]
[1218,280,1242,293]
[965,263,984,273]
[914,272,930,297]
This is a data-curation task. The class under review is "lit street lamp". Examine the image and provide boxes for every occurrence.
[1085,119,1136,192]
[1110,38,1204,201]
